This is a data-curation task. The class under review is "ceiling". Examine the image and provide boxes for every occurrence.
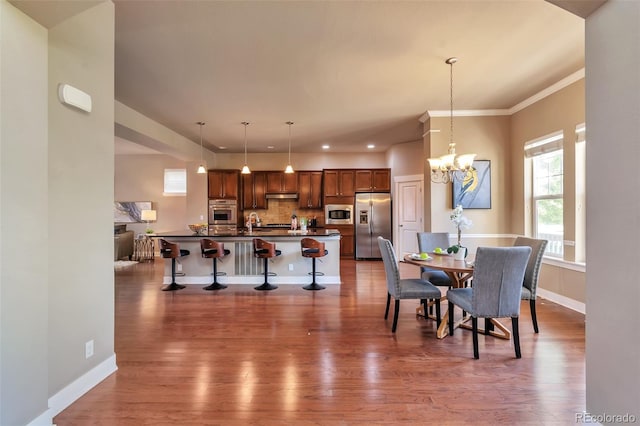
[14,0,587,155]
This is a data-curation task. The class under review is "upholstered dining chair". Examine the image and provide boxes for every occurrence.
[513,236,548,333]
[416,232,453,287]
[378,236,442,333]
[447,246,531,359]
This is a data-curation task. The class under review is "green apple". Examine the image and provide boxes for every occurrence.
[420,252,428,259]
[434,247,443,254]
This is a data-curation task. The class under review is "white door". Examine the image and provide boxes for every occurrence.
[394,175,423,257]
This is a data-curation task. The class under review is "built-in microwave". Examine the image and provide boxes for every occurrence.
[325,204,353,225]
[208,199,237,225]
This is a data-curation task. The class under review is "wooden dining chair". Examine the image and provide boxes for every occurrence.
[447,246,531,359]
[378,236,441,333]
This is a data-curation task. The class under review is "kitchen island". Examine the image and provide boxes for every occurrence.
[152,229,341,286]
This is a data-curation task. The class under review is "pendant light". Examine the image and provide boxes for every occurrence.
[427,57,476,183]
[241,121,251,174]
[196,121,206,174]
[284,121,294,174]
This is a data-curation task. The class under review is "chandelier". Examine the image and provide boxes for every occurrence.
[427,57,476,183]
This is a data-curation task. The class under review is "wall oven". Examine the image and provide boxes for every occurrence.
[325,204,353,225]
[208,199,237,225]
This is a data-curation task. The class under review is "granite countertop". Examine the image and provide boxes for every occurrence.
[154,228,340,238]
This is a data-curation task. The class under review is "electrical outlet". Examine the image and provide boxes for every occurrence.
[177,263,183,272]
[199,215,204,221]
[288,264,294,271]
[85,340,94,359]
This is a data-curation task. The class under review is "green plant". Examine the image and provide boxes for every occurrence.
[145,228,154,234]
[447,245,461,254]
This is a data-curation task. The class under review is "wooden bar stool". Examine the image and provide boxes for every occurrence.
[253,238,281,291]
[159,239,189,291]
[200,239,230,291]
[301,238,327,291]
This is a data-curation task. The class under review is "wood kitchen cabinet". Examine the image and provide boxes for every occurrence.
[266,171,298,193]
[323,169,355,203]
[354,168,391,192]
[298,171,323,209]
[208,170,240,199]
[333,224,355,258]
[242,171,267,210]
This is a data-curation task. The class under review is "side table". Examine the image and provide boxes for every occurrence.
[134,235,155,262]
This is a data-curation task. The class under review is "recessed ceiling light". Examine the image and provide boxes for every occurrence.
[218,146,227,150]
[267,145,275,149]
[322,145,330,150]
[367,144,375,149]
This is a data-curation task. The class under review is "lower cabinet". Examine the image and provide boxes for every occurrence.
[333,224,355,258]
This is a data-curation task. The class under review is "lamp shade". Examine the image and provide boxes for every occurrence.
[141,210,156,221]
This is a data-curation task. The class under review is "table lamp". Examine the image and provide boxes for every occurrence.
[141,209,156,233]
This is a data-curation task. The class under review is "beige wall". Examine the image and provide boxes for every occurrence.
[0,2,49,424]
[0,1,115,424]
[47,0,115,402]
[585,0,640,417]
[215,151,387,170]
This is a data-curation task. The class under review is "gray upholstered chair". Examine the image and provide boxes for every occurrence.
[447,246,531,359]
[513,236,548,333]
[378,236,442,333]
[416,232,453,287]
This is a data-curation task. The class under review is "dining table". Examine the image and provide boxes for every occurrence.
[403,252,512,340]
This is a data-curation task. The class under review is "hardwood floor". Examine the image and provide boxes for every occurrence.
[54,259,586,425]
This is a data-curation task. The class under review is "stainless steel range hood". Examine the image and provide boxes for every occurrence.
[265,193,298,199]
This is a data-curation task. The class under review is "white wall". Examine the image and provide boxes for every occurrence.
[0,2,49,424]
[585,0,640,419]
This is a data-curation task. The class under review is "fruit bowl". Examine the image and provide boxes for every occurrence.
[188,224,207,235]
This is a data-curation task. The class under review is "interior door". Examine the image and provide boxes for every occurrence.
[395,177,423,257]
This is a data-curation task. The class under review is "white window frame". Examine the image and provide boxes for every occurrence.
[163,168,187,196]
[525,131,564,258]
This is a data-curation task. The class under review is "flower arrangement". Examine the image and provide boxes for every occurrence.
[448,204,472,253]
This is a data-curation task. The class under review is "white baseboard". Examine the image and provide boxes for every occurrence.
[28,354,118,425]
[537,288,585,314]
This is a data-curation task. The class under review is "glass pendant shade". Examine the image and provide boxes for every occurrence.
[241,121,251,174]
[284,121,294,173]
[196,121,206,174]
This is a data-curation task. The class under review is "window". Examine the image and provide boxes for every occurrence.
[525,132,564,257]
[163,169,186,196]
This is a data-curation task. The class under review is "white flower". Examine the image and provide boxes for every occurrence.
[450,205,472,230]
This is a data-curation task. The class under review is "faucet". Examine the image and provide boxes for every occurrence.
[248,212,259,233]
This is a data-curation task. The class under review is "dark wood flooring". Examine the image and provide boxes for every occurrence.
[54,259,586,425]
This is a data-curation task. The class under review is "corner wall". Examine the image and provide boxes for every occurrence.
[0,2,49,424]
[585,0,640,418]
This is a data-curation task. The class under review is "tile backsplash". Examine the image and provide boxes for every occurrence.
[242,199,324,225]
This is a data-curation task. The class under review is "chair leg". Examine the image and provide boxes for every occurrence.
[303,257,326,291]
[530,298,539,333]
[434,299,441,329]
[384,293,391,319]
[162,258,186,291]
[512,317,522,358]
[204,258,228,291]
[448,301,454,336]
[484,318,494,335]
[472,317,479,359]
[255,257,278,291]
[391,299,400,333]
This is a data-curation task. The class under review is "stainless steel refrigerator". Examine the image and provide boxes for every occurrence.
[355,193,392,259]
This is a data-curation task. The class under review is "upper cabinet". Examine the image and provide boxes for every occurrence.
[354,169,391,192]
[323,169,355,197]
[298,171,323,209]
[208,170,240,199]
[242,171,267,210]
[266,171,298,193]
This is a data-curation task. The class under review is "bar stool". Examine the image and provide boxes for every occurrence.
[253,238,281,291]
[159,239,190,291]
[200,239,230,291]
[301,238,327,291]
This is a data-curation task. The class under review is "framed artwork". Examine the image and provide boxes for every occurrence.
[452,160,491,209]
[114,201,152,223]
